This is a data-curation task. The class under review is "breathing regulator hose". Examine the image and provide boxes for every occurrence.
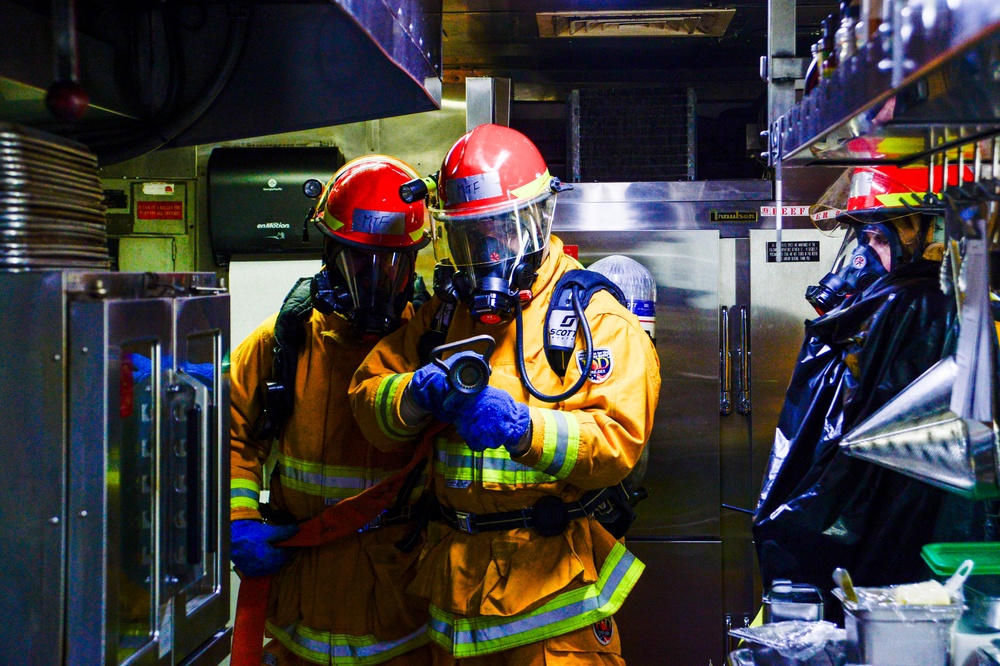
[516,285,594,403]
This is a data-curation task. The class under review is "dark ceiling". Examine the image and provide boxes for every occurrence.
[439,0,838,91]
[0,0,838,173]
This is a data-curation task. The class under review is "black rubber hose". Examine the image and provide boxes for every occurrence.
[515,285,594,403]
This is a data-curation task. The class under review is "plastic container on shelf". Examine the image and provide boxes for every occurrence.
[833,586,964,666]
[763,580,826,623]
[922,543,1000,632]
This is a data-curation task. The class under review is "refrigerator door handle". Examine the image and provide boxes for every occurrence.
[737,306,751,415]
[720,306,732,415]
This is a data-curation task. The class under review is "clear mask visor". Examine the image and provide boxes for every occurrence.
[430,192,556,288]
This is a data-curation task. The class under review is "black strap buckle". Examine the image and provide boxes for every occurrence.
[531,495,569,536]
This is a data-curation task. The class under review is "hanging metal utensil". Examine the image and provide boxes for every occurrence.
[46,0,90,122]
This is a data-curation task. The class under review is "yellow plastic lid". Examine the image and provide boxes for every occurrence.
[921,542,1000,576]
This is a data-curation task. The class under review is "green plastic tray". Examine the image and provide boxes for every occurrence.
[921,542,1000,576]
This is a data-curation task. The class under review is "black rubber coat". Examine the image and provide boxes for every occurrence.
[752,260,988,622]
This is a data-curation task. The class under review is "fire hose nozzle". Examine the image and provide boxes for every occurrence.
[430,334,496,395]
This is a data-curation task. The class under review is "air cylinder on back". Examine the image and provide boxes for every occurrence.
[588,255,657,342]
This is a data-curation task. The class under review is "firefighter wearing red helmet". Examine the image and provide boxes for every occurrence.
[756,161,988,626]
[350,125,660,664]
[229,155,434,665]
[805,164,954,315]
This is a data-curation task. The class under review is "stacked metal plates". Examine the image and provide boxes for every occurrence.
[0,122,109,270]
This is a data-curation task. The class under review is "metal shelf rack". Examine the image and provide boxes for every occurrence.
[768,0,1000,169]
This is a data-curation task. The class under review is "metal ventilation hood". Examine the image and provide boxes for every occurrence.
[0,1,442,162]
[169,2,442,147]
[536,9,736,39]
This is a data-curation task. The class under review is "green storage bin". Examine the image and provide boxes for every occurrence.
[921,542,1000,576]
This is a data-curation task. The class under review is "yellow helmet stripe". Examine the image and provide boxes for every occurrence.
[874,192,924,208]
[509,170,551,201]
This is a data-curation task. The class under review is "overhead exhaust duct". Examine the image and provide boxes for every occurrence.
[0,1,442,159]
[536,9,736,39]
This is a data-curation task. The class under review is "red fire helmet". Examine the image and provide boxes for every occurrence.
[313,155,430,251]
[436,124,553,216]
[839,163,974,220]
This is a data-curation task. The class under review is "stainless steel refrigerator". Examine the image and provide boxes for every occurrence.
[0,271,231,665]
[553,181,844,665]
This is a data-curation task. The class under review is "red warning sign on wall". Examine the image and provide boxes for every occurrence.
[136,200,184,220]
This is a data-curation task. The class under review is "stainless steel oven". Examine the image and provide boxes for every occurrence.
[0,271,231,666]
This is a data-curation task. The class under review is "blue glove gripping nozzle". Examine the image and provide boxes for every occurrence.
[230,519,300,578]
[411,335,497,422]
[453,386,530,453]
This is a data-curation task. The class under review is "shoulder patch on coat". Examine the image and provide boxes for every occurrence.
[576,348,613,384]
[593,618,614,646]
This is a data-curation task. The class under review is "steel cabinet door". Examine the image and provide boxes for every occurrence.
[169,293,231,663]
[748,228,846,513]
[557,229,722,538]
[67,297,175,666]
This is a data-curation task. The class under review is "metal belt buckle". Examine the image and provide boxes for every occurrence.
[454,510,477,534]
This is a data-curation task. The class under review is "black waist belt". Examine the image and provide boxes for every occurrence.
[435,488,612,537]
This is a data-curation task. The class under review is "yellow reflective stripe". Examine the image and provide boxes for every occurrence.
[434,439,556,485]
[874,192,924,208]
[230,478,260,510]
[274,451,422,501]
[231,478,260,493]
[375,374,413,441]
[509,170,551,201]
[537,409,579,479]
[230,497,258,510]
[274,452,425,500]
[428,542,644,657]
[266,620,430,665]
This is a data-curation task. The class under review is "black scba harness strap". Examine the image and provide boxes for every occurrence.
[543,269,626,377]
[434,483,637,539]
[250,276,319,441]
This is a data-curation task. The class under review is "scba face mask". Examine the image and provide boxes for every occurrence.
[805,231,889,315]
[433,191,556,325]
[312,244,416,341]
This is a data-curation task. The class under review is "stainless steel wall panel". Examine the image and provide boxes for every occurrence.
[748,228,846,509]
[0,272,68,665]
[617,540,724,666]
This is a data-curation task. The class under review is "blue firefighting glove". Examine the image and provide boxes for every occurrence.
[180,361,215,386]
[230,520,300,577]
[407,352,481,422]
[451,385,531,453]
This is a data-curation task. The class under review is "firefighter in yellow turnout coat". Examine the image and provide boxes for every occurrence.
[229,156,435,666]
[349,125,661,664]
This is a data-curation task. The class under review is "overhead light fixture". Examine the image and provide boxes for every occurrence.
[537,9,736,38]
